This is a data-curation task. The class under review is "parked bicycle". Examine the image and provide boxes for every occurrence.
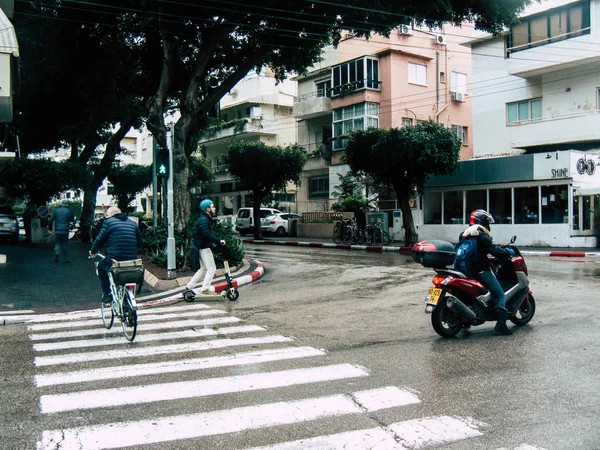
[90,253,143,341]
[332,217,367,245]
[366,218,390,246]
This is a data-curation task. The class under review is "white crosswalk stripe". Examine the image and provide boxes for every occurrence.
[29,302,528,449]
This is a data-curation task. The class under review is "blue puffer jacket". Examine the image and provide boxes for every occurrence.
[193,212,221,249]
[90,213,143,262]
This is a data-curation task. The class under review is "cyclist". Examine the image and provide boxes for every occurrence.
[458,209,514,335]
[89,206,144,304]
[185,199,225,295]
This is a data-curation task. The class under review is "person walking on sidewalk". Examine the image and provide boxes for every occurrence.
[89,206,144,304]
[47,200,74,263]
[185,199,225,295]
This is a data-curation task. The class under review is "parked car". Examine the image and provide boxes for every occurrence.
[0,205,19,243]
[261,213,303,237]
[235,207,282,236]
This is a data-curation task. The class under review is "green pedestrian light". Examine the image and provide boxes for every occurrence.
[156,148,169,179]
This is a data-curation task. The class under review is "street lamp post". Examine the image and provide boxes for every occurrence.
[166,125,176,279]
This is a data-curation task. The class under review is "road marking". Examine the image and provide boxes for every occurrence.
[34,335,292,367]
[28,309,228,331]
[37,386,419,449]
[40,363,369,413]
[247,415,483,449]
[32,325,265,352]
[29,316,241,341]
[35,346,325,387]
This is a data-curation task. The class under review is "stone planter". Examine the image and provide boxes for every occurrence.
[297,222,334,239]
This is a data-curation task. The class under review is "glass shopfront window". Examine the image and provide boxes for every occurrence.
[443,191,463,225]
[515,187,539,224]
[489,188,512,224]
[424,192,441,224]
[465,190,486,223]
[541,185,568,224]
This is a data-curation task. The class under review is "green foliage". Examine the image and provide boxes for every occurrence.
[331,173,370,212]
[0,158,81,205]
[108,164,152,213]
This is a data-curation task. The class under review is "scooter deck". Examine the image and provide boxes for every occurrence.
[184,290,226,301]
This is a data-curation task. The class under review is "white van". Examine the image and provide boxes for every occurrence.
[235,207,282,236]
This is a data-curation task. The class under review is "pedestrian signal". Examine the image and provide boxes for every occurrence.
[156,148,169,179]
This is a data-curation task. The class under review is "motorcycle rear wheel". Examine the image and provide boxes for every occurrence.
[510,293,536,326]
[431,302,463,337]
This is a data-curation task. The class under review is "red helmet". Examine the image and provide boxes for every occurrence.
[469,209,494,229]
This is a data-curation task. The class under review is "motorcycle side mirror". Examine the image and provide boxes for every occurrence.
[510,236,517,244]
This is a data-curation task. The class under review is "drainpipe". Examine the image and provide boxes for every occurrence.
[436,51,440,122]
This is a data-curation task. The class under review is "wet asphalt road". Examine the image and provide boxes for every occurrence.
[0,244,598,449]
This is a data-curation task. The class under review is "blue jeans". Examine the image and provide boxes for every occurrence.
[477,270,506,310]
[97,258,112,294]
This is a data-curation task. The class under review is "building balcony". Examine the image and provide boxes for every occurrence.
[293,91,331,119]
[510,110,600,149]
[199,118,274,145]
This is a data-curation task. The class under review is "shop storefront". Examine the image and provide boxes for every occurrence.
[416,150,600,247]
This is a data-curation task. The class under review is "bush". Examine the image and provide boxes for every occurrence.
[142,218,244,269]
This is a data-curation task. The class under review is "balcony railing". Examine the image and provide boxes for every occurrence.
[213,164,230,174]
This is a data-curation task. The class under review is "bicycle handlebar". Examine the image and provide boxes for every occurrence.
[89,252,105,259]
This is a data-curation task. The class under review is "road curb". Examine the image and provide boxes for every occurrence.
[0,261,265,324]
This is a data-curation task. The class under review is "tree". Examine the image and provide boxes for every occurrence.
[227,140,306,239]
[343,122,461,245]
[331,172,368,212]
[107,164,153,213]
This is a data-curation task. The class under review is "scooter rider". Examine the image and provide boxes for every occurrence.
[185,199,225,295]
[458,209,515,335]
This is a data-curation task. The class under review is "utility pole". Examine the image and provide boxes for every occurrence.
[166,125,176,279]
[152,138,157,227]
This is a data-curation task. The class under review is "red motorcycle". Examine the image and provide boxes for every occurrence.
[412,237,536,337]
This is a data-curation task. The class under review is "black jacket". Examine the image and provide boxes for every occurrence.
[193,212,221,249]
[457,226,511,273]
[90,213,143,262]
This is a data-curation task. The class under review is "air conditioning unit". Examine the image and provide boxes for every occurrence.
[399,24,413,36]
[434,34,446,45]
[451,91,465,102]
[250,106,262,119]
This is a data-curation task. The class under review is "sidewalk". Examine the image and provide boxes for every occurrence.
[0,240,263,315]
[241,236,600,258]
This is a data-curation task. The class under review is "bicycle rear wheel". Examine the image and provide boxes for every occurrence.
[101,298,114,329]
[373,228,390,246]
[121,290,138,342]
[332,222,344,244]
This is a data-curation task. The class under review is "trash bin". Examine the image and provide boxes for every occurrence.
[289,218,299,237]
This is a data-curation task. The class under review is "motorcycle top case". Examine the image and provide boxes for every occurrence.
[412,240,456,268]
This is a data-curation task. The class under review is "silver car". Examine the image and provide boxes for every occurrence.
[0,205,19,243]
[261,213,303,237]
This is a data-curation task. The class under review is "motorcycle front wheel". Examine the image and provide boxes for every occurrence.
[431,302,463,337]
[510,293,536,326]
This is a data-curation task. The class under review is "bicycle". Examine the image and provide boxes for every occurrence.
[367,219,390,246]
[90,253,143,341]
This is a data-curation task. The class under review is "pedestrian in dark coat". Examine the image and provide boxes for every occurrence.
[48,200,74,263]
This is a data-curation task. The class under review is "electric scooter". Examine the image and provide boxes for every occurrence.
[182,244,240,302]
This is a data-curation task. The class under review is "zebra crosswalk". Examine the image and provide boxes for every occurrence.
[24,302,541,449]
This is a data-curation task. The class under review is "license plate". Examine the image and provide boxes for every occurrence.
[425,288,442,305]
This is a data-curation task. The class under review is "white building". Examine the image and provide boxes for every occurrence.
[418,0,600,247]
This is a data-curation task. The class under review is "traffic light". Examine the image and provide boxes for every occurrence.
[156,148,169,179]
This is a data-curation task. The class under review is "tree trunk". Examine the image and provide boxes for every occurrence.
[79,176,103,243]
[253,192,264,240]
[395,187,418,246]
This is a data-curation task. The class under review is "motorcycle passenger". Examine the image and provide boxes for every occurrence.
[458,209,515,335]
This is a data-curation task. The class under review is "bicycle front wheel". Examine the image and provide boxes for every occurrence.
[121,290,138,342]
[101,298,114,329]
[332,222,344,244]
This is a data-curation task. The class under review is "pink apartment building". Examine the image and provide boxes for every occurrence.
[294,24,473,218]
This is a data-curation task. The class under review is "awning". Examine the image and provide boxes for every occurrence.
[574,186,600,196]
[0,8,18,57]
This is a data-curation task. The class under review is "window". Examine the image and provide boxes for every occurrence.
[489,188,512,224]
[402,118,413,127]
[507,99,542,124]
[450,72,467,94]
[508,0,590,54]
[443,191,463,225]
[465,190,486,223]
[309,176,329,198]
[332,102,379,150]
[451,125,468,145]
[541,185,568,224]
[424,192,442,224]
[316,79,331,98]
[514,187,539,224]
[331,57,380,96]
[408,62,427,86]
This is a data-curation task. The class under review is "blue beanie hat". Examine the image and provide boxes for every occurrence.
[199,199,213,212]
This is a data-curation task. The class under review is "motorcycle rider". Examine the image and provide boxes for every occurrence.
[458,209,515,335]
